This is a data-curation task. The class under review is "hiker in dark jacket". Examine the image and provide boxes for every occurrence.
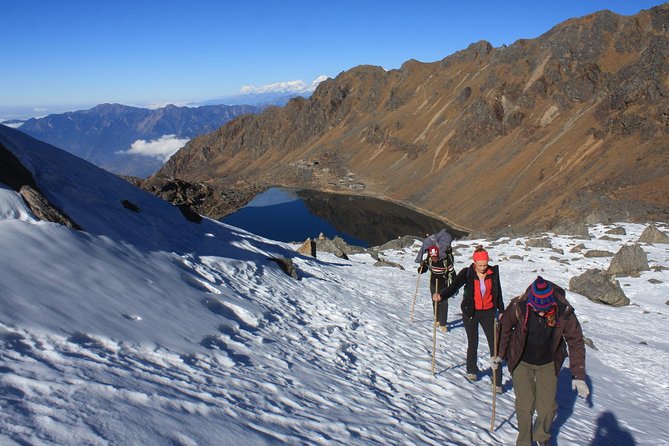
[433,246,504,388]
[492,276,588,446]
[418,245,455,332]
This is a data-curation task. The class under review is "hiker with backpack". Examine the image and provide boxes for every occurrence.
[414,229,453,264]
[417,244,455,332]
[432,246,504,390]
[491,276,588,446]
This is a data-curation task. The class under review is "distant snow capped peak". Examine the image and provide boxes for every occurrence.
[310,75,329,89]
[239,76,329,95]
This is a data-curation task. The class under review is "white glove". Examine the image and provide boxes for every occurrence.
[572,379,589,399]
[490,356,502,370]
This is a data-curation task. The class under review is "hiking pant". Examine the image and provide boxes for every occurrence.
[511,361,557,446]
[463,309,501,383]
[429,284,448,326]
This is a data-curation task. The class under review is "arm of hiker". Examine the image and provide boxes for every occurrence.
[435,268,467,300]
[496,300,518,359]
[562,310,586,381]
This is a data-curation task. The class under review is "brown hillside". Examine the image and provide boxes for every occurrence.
[157,4,669,234]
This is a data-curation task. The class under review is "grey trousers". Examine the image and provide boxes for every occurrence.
[512,361,558,446]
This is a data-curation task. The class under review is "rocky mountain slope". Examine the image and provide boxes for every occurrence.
[20,103,259,177]
[157,5,669,234]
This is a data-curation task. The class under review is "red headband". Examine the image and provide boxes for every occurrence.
[472,251,489,262]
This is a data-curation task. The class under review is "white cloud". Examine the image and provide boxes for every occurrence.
[121,134,189,161]
[139,101,190,110]
[1,121,24,129]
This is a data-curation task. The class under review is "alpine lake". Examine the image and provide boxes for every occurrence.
[221,187,466,248]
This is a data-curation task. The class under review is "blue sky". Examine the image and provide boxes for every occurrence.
[1,0,663,119]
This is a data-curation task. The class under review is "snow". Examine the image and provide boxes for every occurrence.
[239,76,328,95]
[1,124,668,445]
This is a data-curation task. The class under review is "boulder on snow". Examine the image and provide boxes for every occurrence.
[121,199,141,213]
[269,257,298,279]
[315,236,364,258]
[637,224,669,244]
[583,250,614,258]
[525,237,553,248]
[605,226,627,235]
[373,258,404,269]
[178,204,203,223]
[374,235,421,251]
[297,238,317,258]
[569,243,586,253]
[569,269,630,307]
[607,244,649,276]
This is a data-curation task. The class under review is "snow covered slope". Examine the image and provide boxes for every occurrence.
[0,124,667,445]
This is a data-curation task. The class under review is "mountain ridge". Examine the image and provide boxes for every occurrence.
[18,102,260,177]
[157,4,669,234]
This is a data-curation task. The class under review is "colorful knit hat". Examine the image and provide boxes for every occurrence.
[527,276,555,311]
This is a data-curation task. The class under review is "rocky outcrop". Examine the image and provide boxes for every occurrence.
[314,235,365,259]
[126,175,262,220]
[268,257,298,279]
[297,238,317,257]
[156,5,669,234]
[18,185,81,230]
[0,143,80,229]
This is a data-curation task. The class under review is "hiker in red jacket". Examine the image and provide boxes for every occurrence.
[492,276,589,446]
[433,246,504,390]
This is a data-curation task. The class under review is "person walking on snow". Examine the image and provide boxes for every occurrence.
[415,229,453,264]
[491,276,589,446]
[418,245,454,332]
[433,246,504,389]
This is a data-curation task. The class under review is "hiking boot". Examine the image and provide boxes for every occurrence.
[439,325,448,333]
[466,373,477,382]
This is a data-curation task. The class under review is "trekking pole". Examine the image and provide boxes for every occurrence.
[410,261,422,322]
[490,316,499,431]
[410,254,425,322]
[431,278,438,376]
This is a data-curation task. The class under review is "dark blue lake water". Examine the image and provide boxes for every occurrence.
[222,188,465,248]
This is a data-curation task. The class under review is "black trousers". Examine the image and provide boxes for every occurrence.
[463,308,502,383]
[429,282,448,326]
